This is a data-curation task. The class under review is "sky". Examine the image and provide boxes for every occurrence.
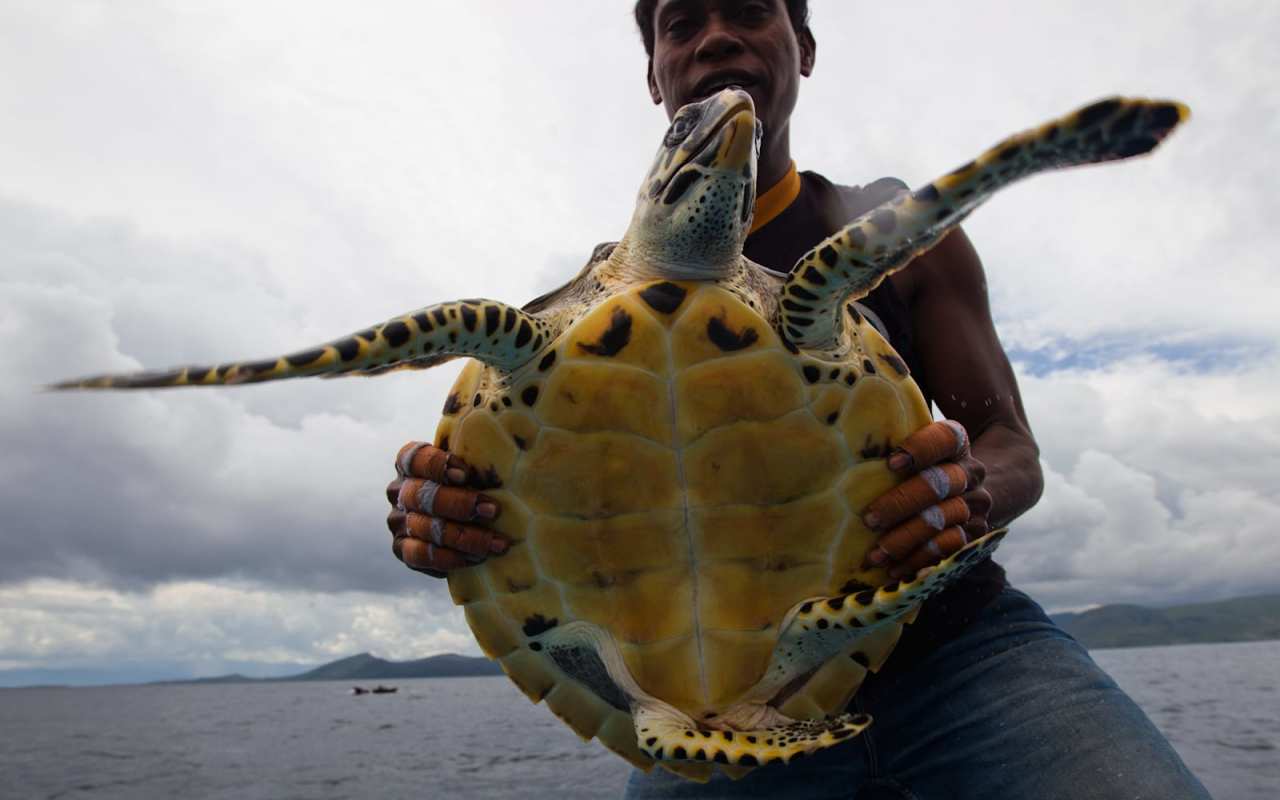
[1,1,1277,686]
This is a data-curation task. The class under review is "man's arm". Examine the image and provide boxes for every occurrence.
[863,228,1043,578]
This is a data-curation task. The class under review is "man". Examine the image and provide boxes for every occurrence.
[386,2,1209,796]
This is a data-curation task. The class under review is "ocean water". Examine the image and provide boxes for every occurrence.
[1,640,1275,799]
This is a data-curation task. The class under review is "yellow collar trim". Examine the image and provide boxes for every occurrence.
[749,161,800,234]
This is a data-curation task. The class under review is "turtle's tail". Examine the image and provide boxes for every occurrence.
[46,299,556,390]
[633,702,871,768]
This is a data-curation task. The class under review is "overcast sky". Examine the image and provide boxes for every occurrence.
[2,1,1277,686]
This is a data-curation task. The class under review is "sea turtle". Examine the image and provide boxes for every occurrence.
[53,91,1188,781]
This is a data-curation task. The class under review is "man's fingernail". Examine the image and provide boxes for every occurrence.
[446,467,467,485]
[888,451,912,471]
[476,502,498,520]
[863,512,881,530]
[866,548,887,566]
[490,538,509,554]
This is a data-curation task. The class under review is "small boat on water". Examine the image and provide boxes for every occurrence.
[351,685,398,695]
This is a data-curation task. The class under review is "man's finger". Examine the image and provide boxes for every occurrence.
[864,462,968,531]
[404,512,508,557]
[887,527,970,580]
[863,496,969,567]
[397,536,471,573]
[396,478,498,522]
[396,441,468,485]
[887,420,969,473]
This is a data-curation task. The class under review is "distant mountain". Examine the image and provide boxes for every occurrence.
[286,652,502,681]
[1052,593,1280,650]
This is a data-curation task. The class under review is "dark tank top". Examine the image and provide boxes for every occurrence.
[745,170,1007,666]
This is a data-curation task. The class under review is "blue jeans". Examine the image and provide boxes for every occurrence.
[625,588,1209,799]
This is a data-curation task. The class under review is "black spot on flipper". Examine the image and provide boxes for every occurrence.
[639,281,687,314]
[869,209,897,234]
[431,308,447,326]
[818,245,838,267]
[285,348,325,367]
[521,386,539,406]
[503,308,516,333]
[382,321,411,348]
[862,358,876,375]
[1078,98,1122,129]
[912,184,941,203]
[844,373,856,386]
[1109,106,1140,136]
[738,754,758,767]
[781,299,810,313]
[788,284,818,301]
[472,394,482,407]
[501,396,512,407]
[1149,103,1182,131]
[512,434,527,450]
[802,365,820,384]
[854,590,875,605]
[186,367,210,383]
[413,312,432,332]
[789,316,814,327]
[997,144,1021,161]
[801,266,827,286]
[878,353,909,376]
[460,304,481,332]
[515,319,534,348]
[442,393,463,415]
[538,350,557,371]
[713,751,728,764]
[706,314,758,352]
[353,328,377,343]
[831,728,854,741]
[1116,136,1158,158]
[577,307,632,357]
[817,619,829,629]
[335,338,361,361]
[522,614,558,636]
[799,601,813,614]
[781,337,799,355]
[672,746,687,760]
[484,305,500,336]
[826,411,839,425]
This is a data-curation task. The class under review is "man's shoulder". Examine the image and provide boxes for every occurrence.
[801,170,909,222]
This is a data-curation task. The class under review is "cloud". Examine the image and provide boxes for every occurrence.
[0,578,475,683]
[1005,354,1280,608]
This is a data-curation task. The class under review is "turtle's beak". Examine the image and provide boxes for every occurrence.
[718,109,757,173]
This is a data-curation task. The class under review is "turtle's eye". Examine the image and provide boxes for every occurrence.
[664,109,702,147]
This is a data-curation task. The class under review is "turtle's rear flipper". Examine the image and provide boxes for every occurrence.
[47,299,555,390]
[745,529,1008,705]
[633,702,871,767]
[781,97,1191,349]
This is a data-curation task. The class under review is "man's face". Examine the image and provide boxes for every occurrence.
[647,0,814,138]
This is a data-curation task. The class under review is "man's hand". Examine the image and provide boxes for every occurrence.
[387,442,507,577]
[861,420,992,580]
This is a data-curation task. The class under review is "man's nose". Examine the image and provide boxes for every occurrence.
[694,16,746,61]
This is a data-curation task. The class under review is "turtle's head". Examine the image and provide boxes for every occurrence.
[619,89,760,280]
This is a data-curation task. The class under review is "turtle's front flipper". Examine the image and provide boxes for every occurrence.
[48,299,555,389]
[780,97,1190,350]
